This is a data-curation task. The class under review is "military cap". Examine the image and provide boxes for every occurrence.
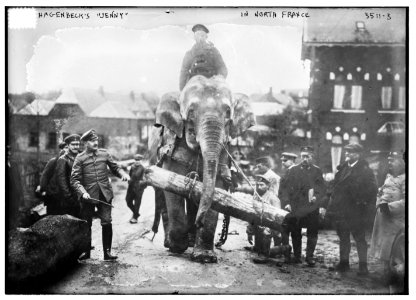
[80,129,98,142]
[255,156,273,168]
[58,141,67,149]
[281,152,298,160]
[192,24,209,33]
[344,143,363,153]
[255,174,271,184]
[134,154,144,161]
[300,146,314,153]
[64,134,81,144]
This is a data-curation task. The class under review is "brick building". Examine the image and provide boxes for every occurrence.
[301,8,406,175]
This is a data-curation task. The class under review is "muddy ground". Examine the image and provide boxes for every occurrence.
[35,177,395,294]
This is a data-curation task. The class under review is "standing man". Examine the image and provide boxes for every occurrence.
[179,24,228,91]
[370,151,405,281]
[71,129,130,261]
[125,154,147,224]
[56,134,81,217]
[279,146,326,266]
[327,143,377,275]
[37,141,68,215]
[280,152,297,172]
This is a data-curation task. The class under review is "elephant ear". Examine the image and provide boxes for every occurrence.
[155,92,183,138]
[230,93,256,138]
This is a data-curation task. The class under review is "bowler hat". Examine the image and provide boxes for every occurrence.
[192,24,209,33]
[344,143,363,153]
[80,129,98,142]
[388,150,403,160]
[64,134,81,144]
[281,152,297,160]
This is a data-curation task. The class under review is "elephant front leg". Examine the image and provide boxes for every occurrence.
[191,208,219,263]
[164,191,188,254]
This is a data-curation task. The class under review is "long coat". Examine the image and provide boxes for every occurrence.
[56,152,78,205]
[370,173,405,261]
[70,149,123,202]
[279,163,326,219]
[327,159,378,228]
[179,41,228,91]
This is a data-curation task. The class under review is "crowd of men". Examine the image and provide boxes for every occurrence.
[237,144,405,284]
[32,22,405,285]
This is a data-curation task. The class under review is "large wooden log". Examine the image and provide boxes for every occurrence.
[143,166,288,231]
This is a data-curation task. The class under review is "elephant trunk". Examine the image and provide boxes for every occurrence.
[195,114,225,228]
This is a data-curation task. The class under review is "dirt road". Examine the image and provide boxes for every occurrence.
[42,177,391,294]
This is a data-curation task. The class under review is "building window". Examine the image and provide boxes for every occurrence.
[350,85,362,109]
[381,86,393,109]
[329,72,335,80]
[333,85,362,110]
[398,87,406,109]
[333,85,345,109]
[29,132,39,147]
[47,132,57,149]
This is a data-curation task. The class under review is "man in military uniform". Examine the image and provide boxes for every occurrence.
[279,146,326,266]
[327,143,377,275]
[280,152,297,172]
[56,134,81,217]
[179,24,228,91]
[37,141,68,215]
[71,129,130,261]
[125,154,147,224]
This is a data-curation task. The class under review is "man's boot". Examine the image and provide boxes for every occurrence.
[253,235,271,264]
[102,224,118,261]
[357,262,369,276]
[292,236,302,264]
[305,236,318,267]
[334,260,350,272]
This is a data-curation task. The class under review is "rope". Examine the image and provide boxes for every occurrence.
[221,143,265,225]
[185,171,199,200]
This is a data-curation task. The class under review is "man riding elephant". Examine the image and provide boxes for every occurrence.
[179,24,228,91]
[150,75,255,263]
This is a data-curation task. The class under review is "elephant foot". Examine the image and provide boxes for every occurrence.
[191,248,218,263]
[169,246,186,254]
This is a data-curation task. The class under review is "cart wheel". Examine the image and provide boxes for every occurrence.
[389,229,405,282]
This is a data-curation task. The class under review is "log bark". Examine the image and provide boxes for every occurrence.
[7,215,90,284]
[143,166,288,231]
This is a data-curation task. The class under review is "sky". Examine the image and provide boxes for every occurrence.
[7,7,310,96]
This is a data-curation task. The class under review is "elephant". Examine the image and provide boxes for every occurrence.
[149,75,255,263]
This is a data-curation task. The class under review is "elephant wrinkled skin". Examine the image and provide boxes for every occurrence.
[150,75,255,263]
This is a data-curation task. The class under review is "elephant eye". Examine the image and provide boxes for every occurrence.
[222,104,231,119]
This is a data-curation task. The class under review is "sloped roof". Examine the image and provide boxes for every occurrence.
[105,91,155,120]
[15,99,55,116]
[89,101,137,119]
[251,102,285,116]
[303,8,406,46]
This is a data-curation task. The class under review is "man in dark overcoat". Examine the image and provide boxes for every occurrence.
[56,134,81,217]
[179,24,228,91]
[37,141,67,215]
[327,143,377,275]
[279,146,326,266]
[125,154,147,224]
[71,129,130,260]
